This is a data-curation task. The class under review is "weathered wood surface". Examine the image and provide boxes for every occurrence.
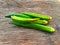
[0,0,60,45]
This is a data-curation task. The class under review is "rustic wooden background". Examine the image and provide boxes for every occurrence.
[0,0,60,45]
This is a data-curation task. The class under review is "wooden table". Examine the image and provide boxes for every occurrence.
[0,0,60,45]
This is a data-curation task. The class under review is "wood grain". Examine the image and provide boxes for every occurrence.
[0,0,60,45]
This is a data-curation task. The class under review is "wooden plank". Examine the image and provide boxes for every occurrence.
[0,0,60,45]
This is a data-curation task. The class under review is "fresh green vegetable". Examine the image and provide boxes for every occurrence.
[5,13,48,24]
[5,13,30,18]
[10,21,55,33]
[11,15,48,24]
[33,20,48,25]
[21,12,52,20]
[11,16,39,22]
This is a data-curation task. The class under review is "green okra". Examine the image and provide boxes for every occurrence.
[5,13,48,24]
[5,13,30,18]
[11,16,39,22]
[10,21,55,33]
[33,20,48,25]
[21,12,52,20]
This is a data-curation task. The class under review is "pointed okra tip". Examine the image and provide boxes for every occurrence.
[5,13,15,18]
[50,27,55,33]
[50,17,52,20]
[43,20,48,24]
